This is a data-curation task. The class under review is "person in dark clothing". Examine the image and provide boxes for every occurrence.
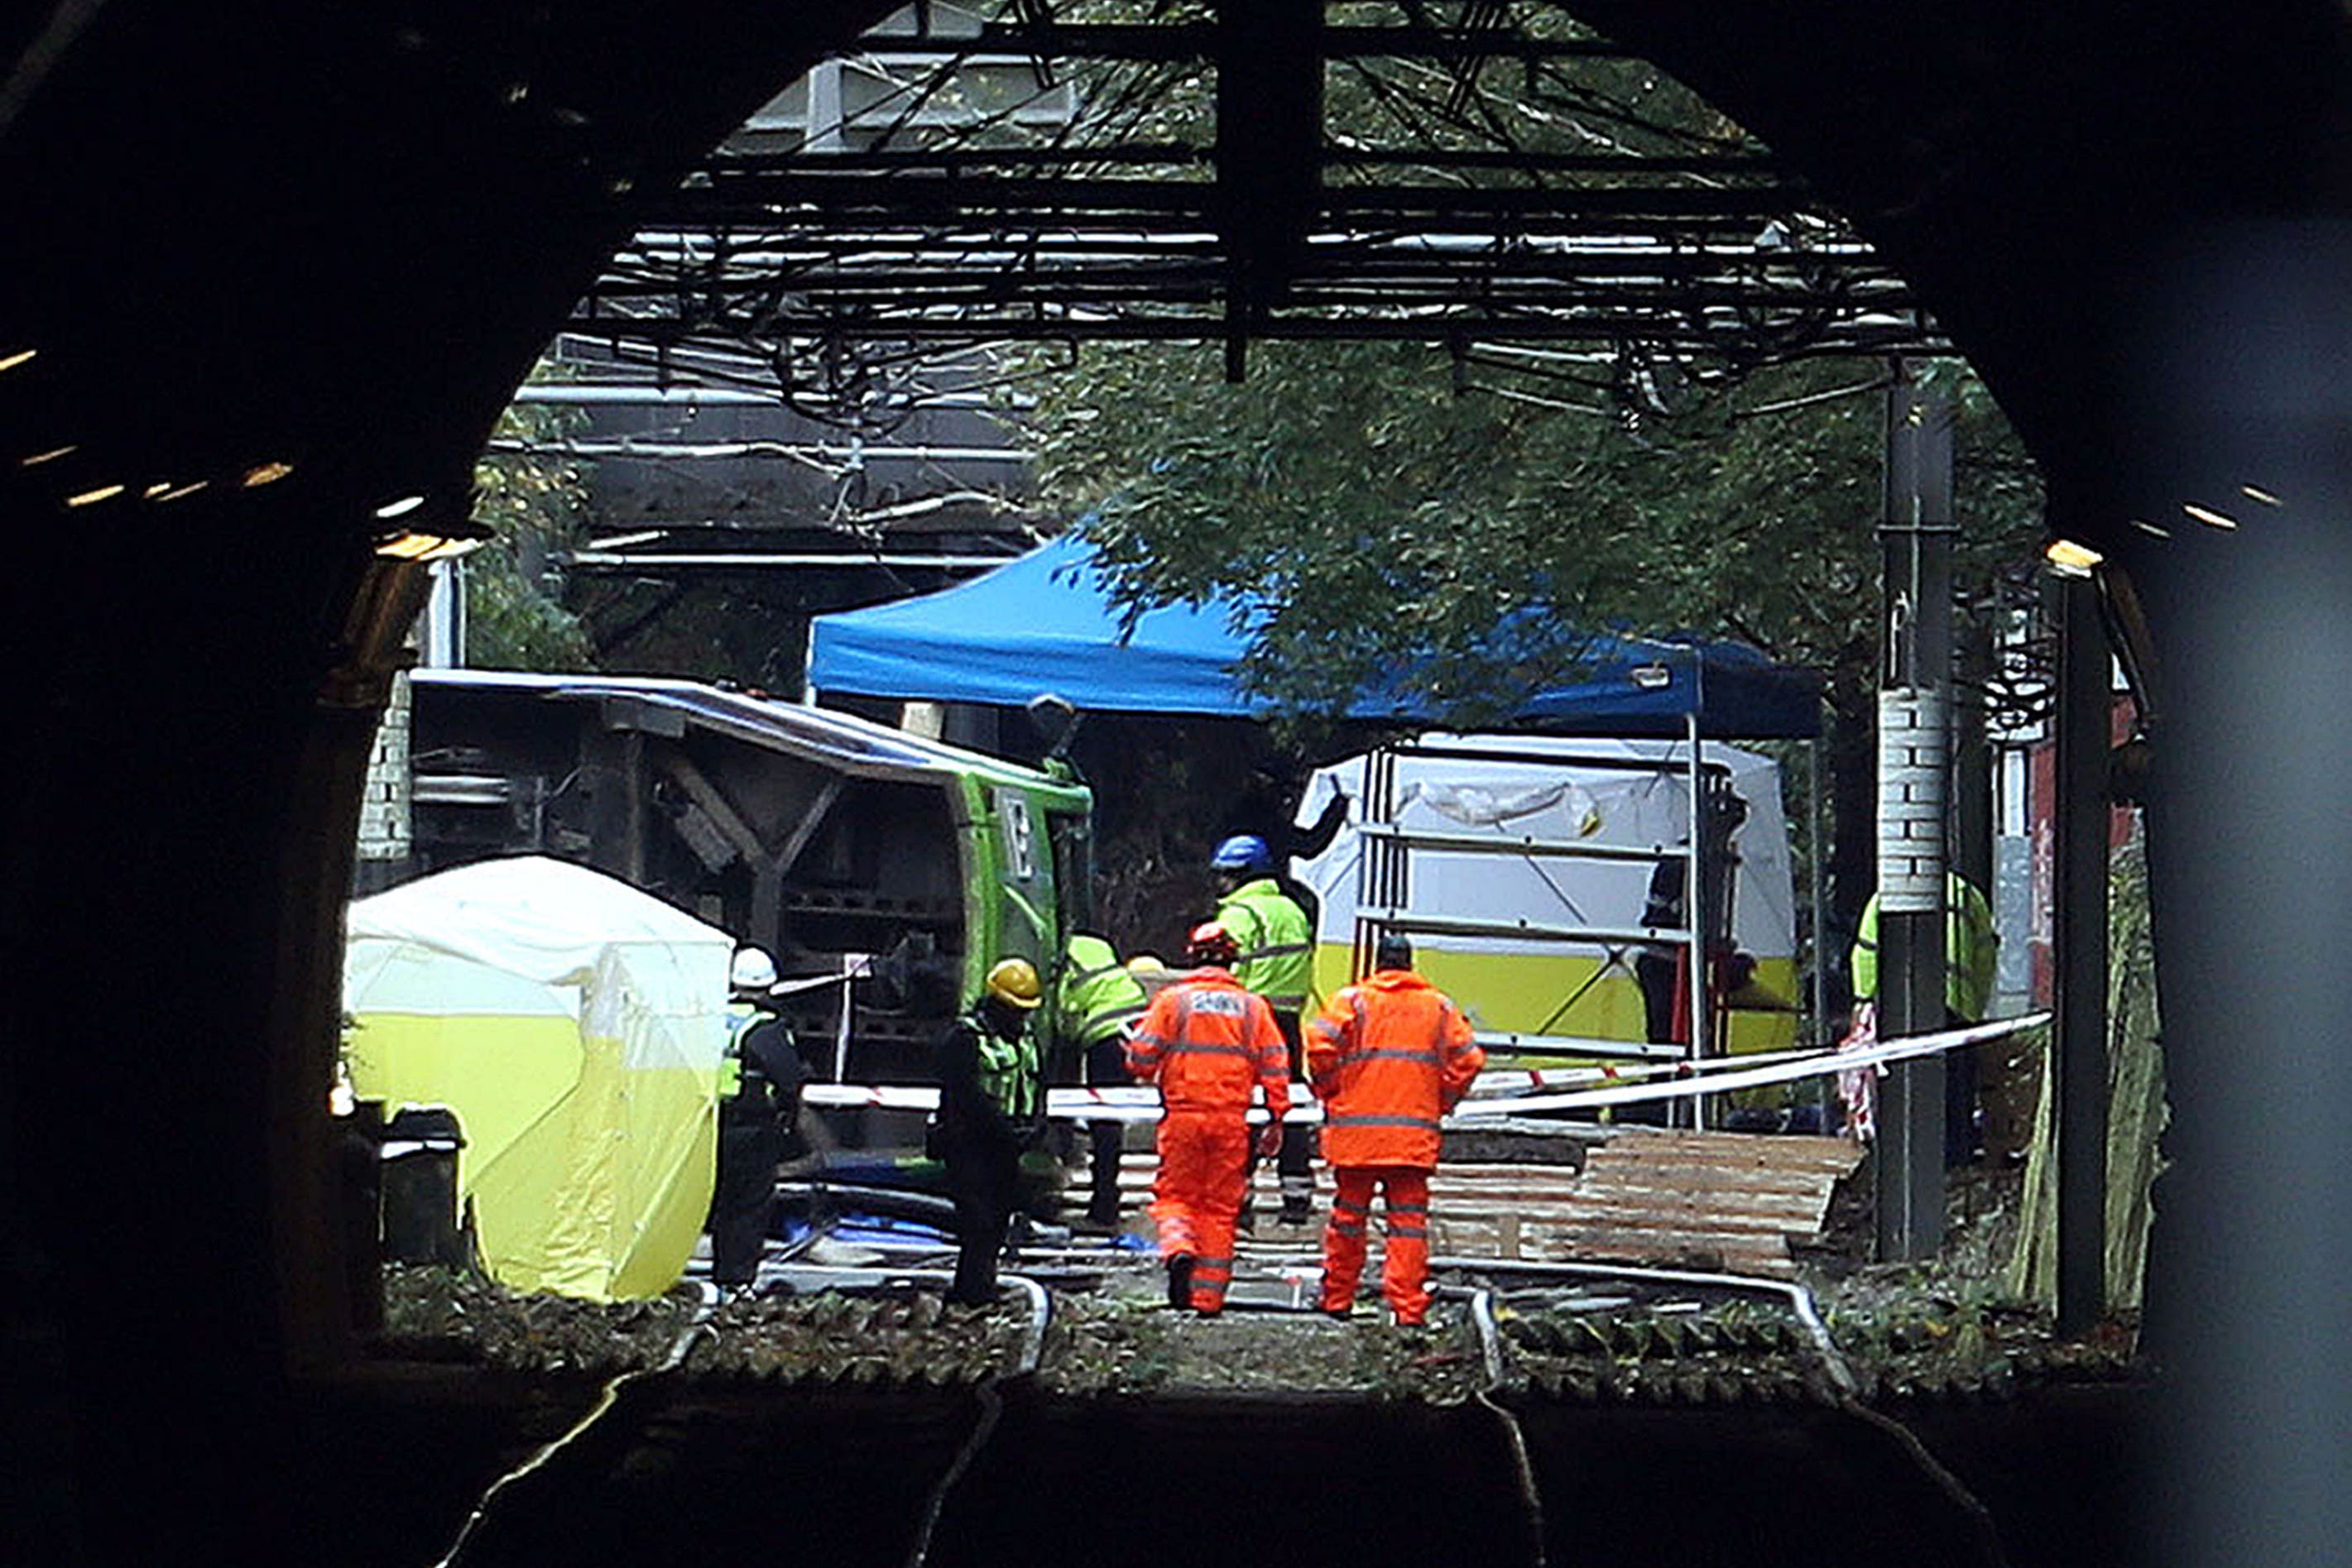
[1634,791,1751,1046]
[1634,856,1689,1048]
[930,957,1046,1307]
[709,947,809,1297]
[1217,763,1351,926]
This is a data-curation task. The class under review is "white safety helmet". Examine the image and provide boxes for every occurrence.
[730,946,779,993]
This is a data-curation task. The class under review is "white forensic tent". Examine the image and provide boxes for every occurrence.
[1298,735,1798,1057]
[343,856,734,1301]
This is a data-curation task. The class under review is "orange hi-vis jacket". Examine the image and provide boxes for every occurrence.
[1126,967,1290,1118]
[1305,969,1484,1169]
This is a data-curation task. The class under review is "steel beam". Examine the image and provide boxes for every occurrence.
[2053,570,2112,1336]
[638,173,1821,222]
[570,311,1946,351]
[834,22,1656,63]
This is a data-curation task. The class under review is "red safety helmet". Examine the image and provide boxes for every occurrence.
[1184,922,1240,968]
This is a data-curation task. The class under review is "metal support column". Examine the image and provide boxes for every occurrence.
[1874,362,1954,1260]
[1683,713,1710,1129]
[2053,570,2112,1335]
[1808,734,1831,1126]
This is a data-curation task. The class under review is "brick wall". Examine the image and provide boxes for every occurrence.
[357,670,412,864]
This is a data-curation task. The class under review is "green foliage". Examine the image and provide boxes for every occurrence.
[463,400,597,671]
[1025,339,2042,730]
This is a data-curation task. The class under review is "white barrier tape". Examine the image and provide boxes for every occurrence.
[1462,1041,1840,1097]
[799,1082,1263,1124]
[803,1083,946,1112]
[761,966,868,1000]
[795,1014,2046,1126]
[802,1043,1847,1115]
[1445,1013,2046,1119]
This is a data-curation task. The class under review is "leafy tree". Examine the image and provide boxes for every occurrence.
[1034,342,2033,702]
[1018,338,2044,1003]
[463,400,598,671]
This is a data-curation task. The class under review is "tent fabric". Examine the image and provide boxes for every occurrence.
[1298,736,1800,1057]
[806,534,1820,738]
[343,856,735,1302]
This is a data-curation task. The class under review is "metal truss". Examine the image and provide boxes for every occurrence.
[573,1,1947,416]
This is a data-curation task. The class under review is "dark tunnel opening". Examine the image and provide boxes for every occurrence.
[4,6,2351,1566]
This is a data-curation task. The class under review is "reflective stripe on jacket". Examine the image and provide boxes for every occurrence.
[1126,968,1290,1117]
[1056,933,1150,1047]
[1214,877,1315,1014]
[1305,969,1484,1169]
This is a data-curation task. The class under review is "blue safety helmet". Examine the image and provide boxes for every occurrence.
[1210,833,1274,875]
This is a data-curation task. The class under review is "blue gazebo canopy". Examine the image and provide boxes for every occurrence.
[806,535,1819,739]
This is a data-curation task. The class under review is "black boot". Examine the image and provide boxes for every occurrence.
[1165,1253,1194,1309]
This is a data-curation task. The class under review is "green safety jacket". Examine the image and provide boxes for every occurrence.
[1850,875,1999,1022]
[1215,877,1315,1016]
[1056,933,1150,1048]
[971,1012,1043,1123]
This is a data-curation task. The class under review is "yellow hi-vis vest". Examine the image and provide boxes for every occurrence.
[718,1001,775,1098]
[1057,933,1149,1047]
[1850,874,1999,1022]
[1216,877,1315,1015]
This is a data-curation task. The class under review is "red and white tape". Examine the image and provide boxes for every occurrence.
[797,1014,2045,1126]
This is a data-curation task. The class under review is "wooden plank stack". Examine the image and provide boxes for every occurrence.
[1116,1127,1864,1279]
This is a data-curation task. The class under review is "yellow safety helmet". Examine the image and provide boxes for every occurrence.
[985,957,1044,1010]
[1125,954,1162,974]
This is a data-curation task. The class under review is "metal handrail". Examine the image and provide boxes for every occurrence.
[1356,823,1681,863]
[1358,907,1691,948]
[1387,743,1734,774]
[1469,1031,1687,1061]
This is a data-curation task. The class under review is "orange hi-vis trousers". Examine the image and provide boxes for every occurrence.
[1152,1109,1251,1312]
[1321,1166,1432,1324]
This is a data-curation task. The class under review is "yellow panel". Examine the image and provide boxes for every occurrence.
[347,1014,717,1302]
[1311,943,1798,1063]
[344,1012,584,1195]
[609,1066,722,1300]
[519,1030,623,1298]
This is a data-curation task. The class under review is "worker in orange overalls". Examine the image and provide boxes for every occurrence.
[1126,922,1289,1314]
[1306,931,1485,1326]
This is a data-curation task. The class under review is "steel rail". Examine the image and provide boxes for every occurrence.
[1428,1254,1856,1395]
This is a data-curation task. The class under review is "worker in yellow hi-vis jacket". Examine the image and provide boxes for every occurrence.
[1850,871,1998,1166]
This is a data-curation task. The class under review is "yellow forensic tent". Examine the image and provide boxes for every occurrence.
[343,856,733,1301]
